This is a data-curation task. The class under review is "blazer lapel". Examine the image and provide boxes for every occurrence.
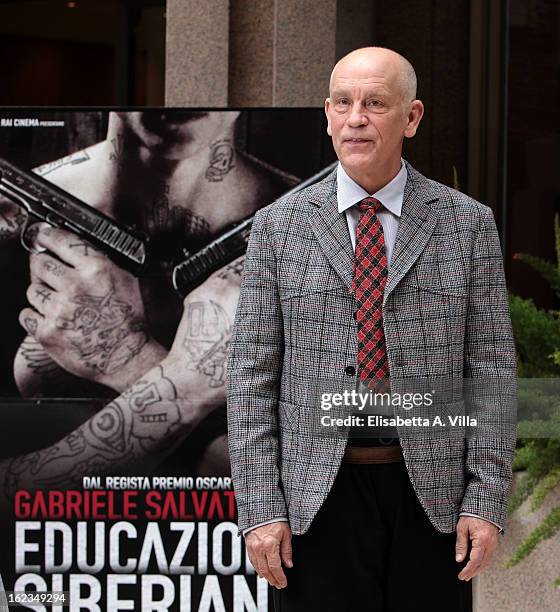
[308,174,355,291]
[383,166,439,306]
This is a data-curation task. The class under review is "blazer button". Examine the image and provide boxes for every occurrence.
[345,365,356,376]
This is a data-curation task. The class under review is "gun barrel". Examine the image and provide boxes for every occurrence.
[172,162,337,296]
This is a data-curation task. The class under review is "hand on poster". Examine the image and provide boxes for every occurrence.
[245,521,293,589]
[18,224,165,392]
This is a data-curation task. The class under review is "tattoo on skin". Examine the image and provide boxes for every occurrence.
[1,366,193,494]
[43,260,65,277]
[15,210,26,227]
[23,223,41,248]
[215,257,245,279]
[55,286,148,376]
[19,336,66,380]
[0,207,26,241]
[88,403,130,456]
[2,429,87,495]
[9,454,109,491]
[126,368,185,453]
[34,151,91,176]
[181,300,231,387]
[183,209,211,238]
[39,458,111,489]
[69,241,104,258]
[143,186,210,259]
[24,318,38,336]
[147,185,172,234]
[205,140,234,182]
[140,413,168,423]
[35,287,51,304]
[109,135,125,162]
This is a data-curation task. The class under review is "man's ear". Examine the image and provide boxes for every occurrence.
[404,100,424,139]
[325,97,332,136]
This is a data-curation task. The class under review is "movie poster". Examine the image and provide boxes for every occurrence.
[0,109,334,611]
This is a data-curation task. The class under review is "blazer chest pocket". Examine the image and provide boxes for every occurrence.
[412,281,467,299]
[394,277,467,316]
[401,285,468,339]
[407,283,468,318]
[392,272,468,354]
[278,249,346,300]
[405,258,468,299]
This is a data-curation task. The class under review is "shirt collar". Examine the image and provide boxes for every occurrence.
[336,159,407,217]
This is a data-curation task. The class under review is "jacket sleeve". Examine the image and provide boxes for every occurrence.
[226,207,288,535]
[459,205,517,529]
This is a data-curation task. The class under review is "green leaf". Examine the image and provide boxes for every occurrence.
[504,506,560,567]
[508,472,538,515]
[512,443,537,471]
[530,468,560,512]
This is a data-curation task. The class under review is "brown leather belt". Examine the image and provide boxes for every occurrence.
[342,445,403,464]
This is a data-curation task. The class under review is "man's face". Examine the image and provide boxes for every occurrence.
[324,53,417,179]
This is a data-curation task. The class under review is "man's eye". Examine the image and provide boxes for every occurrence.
[336,99,350,106]
[367,100,382,108]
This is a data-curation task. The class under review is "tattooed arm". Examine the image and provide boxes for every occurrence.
[2,262,242,494]
[2,365,188,493]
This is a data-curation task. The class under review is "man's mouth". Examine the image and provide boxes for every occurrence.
[344,138,371,143]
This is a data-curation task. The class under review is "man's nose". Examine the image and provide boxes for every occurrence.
[346,103,367,127]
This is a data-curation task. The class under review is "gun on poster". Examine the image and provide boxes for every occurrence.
[0,157,337,294]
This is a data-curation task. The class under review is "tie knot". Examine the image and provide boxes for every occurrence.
[357,197,382,213]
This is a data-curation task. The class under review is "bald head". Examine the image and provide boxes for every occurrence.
[329,47,417,107]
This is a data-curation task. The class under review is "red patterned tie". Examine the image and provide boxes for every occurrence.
[351,197,389,386]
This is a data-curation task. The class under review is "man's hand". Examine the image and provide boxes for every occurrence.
[19,225,164,391]
[245,522,293,589]
[455,516,499,581]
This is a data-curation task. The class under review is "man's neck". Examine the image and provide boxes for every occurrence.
[105,118,242,195]
[342,158,402,194]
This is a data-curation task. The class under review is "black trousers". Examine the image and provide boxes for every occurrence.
[273,461,472,612]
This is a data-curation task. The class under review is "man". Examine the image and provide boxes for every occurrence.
[227,47,516,611]
[0,110,296,493]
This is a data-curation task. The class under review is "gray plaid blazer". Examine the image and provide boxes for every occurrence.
[226,160,517,536]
